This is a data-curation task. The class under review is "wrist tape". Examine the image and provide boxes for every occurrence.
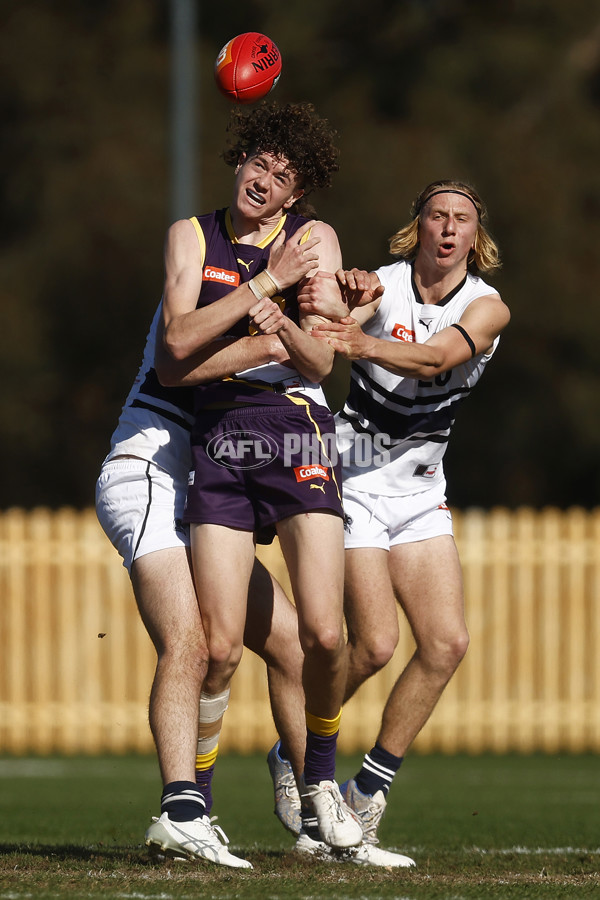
[248,269,281,300]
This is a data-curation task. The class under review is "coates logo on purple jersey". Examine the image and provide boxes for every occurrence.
[206,430,279,469]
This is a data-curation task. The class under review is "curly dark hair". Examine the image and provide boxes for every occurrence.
[222,101,339,200]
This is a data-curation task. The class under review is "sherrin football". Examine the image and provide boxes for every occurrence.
[214,32,282,104]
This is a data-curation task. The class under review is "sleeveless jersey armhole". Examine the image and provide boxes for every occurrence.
[366,266,391,330]
[189,216,206,268]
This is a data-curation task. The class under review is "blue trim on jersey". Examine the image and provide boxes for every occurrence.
[131,399,193,431]
[344,368,469,440]
[339,405,453,445]
[337,409,453,451]
[137,367,194,416]
[349,361,471,411]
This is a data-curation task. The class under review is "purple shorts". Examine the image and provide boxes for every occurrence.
[183,403,344,543]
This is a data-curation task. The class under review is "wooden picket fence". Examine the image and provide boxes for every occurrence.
[1,506,600,755]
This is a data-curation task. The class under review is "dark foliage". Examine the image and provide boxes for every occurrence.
[2,0,600,508]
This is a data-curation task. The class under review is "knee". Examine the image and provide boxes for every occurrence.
[349,632,397,678]
[443,627,469,670]
[206,635,243,681]
[154,622,205,658]
[300,622,344,661]
[420,627,469,678]
[262,639,304,677]
[155,628,209,680]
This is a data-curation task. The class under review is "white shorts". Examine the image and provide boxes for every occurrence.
[342,483,453,550]
[95,458,189,573]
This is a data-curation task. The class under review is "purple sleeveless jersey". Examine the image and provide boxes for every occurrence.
[184,208,344,541]
[192,207,307,409]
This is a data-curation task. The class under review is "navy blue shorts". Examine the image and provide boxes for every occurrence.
[184,402,343,544]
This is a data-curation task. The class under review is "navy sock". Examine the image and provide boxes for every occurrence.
[354,742,403,798]
[301,813,321,840]
[161,781,206,822]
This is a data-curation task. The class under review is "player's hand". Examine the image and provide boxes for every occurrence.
[311,316,375,360]
[252,333,291,365]
[269,336,292,365]
[336,268,385,308]
[249,298,287,335]
[267,220,322,290]
[297,271,349,320]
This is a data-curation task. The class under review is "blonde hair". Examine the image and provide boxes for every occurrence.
[389,180,501,275]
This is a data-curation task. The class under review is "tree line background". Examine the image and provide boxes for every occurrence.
[2,0,600,510]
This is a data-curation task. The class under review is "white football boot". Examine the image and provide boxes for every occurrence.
[266,741,302,836]
[294,829,416,868]
[145,812,252,868]
[300,777,363,849]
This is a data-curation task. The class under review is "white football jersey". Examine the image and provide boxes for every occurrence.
[104,302,194,481]
[336,260,500,496]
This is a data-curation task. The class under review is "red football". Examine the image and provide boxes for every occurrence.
[214,32,282,104]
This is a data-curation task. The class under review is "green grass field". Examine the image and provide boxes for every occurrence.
[0,753,599,899]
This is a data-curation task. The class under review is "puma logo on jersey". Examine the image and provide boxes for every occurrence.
[419,318,433,331]
[237,258,254,273]
[309,482,326,493]
[391,323,415,342]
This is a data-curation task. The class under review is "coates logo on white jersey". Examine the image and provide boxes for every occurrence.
[391,323,415,342]
[294,464,330,483]
[203,266,240,286]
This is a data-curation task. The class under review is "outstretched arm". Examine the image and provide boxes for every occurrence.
[312,293,510,377]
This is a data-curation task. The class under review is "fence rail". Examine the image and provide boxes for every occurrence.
[1,506,600,755]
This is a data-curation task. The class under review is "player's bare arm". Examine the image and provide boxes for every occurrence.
[297,271,348,320]
[249,221,341,383]
[338,269,385,312]
[155,329,290,387]
[313,292,510,378]
[298,268,384,325]
[161,218,321,362]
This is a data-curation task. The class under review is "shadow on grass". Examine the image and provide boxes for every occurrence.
[0,843,151,864]
[0,842,288,865]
